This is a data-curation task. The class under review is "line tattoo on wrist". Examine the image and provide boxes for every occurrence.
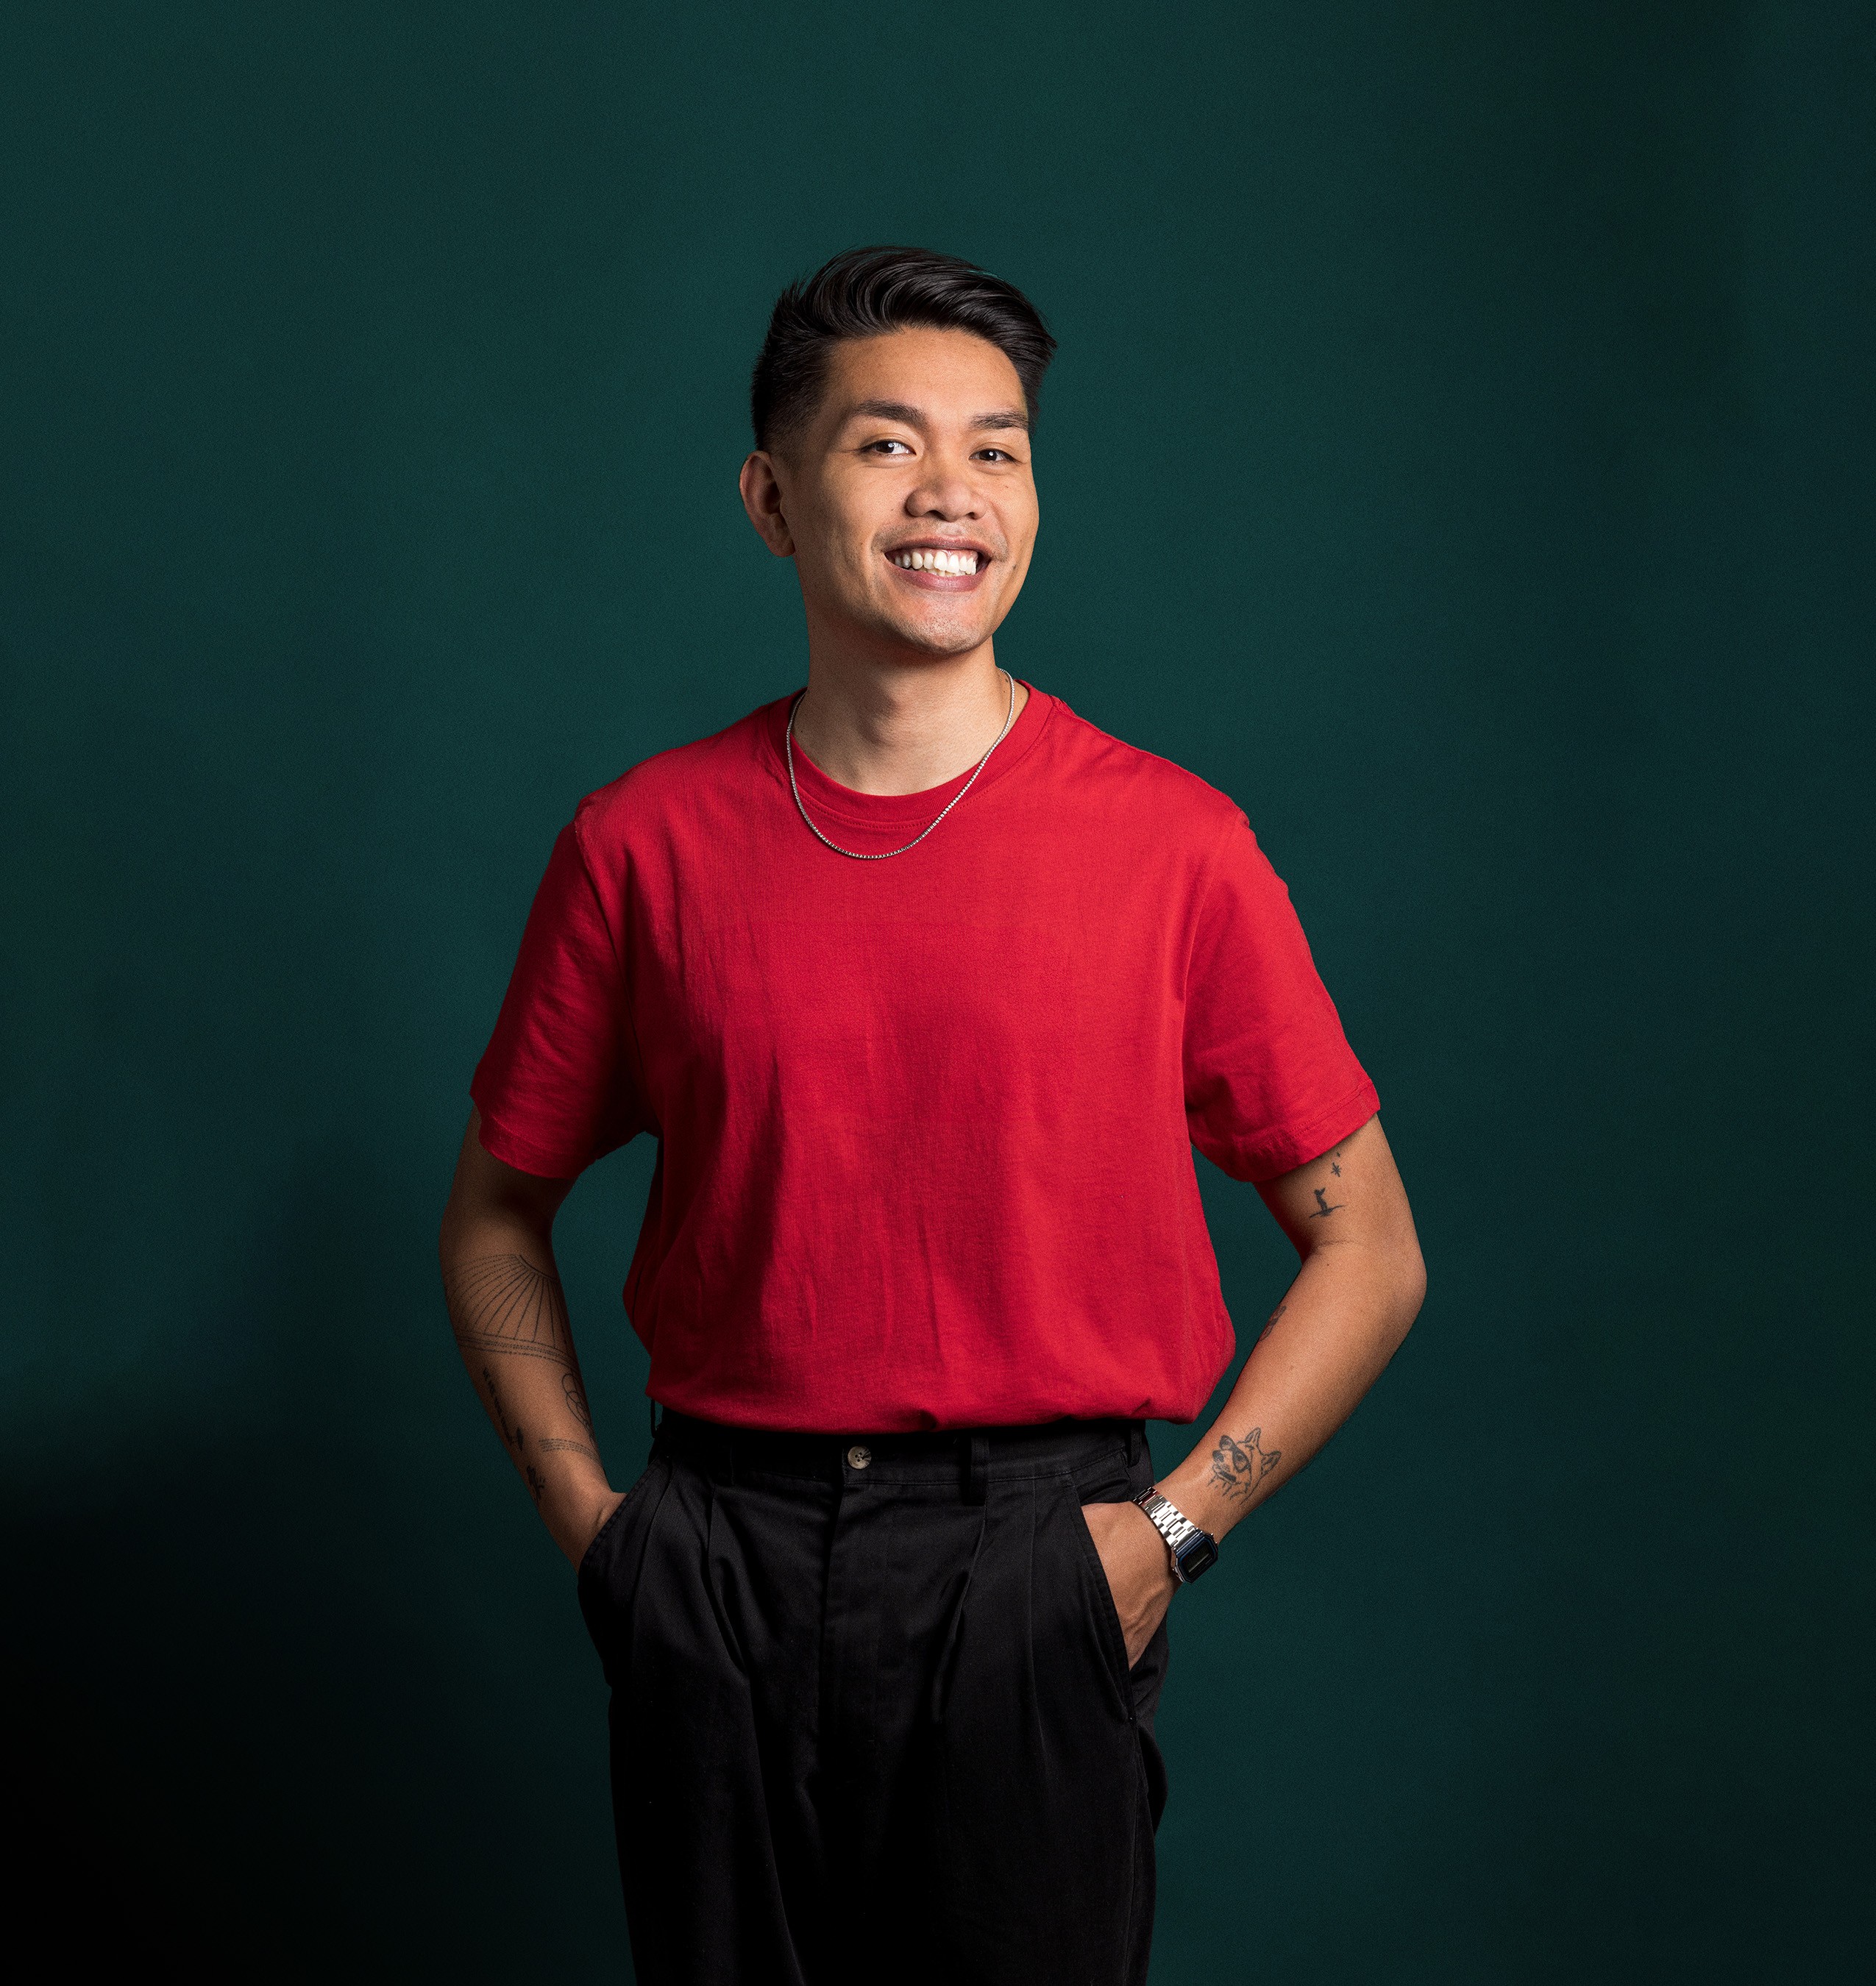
[537,1437,601,1462]
[1209,1426,1282,1501]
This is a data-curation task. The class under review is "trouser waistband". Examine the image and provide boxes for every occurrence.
[653,1406,1148,1503]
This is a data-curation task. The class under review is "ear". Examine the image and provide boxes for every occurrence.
[739,450,795,558]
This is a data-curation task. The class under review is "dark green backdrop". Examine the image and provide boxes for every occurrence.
[4,3,1869,1979]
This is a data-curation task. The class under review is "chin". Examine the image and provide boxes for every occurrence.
[884,610,999,658]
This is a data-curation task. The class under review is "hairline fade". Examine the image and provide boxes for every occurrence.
[750,246,1056,453]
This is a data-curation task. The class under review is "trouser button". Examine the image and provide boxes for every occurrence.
[846,1445,873,1470]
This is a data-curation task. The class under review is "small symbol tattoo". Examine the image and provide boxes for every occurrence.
[1310,1187,1344,1218]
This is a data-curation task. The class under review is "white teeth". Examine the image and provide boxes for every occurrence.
[893,549,980,574]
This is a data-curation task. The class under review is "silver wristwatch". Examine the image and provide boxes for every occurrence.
[1131,1486,1220,1584]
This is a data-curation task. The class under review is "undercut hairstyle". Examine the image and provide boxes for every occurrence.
[750,245,1057,451]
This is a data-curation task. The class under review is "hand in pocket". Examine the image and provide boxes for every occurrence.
[1079,1498,1178,1667]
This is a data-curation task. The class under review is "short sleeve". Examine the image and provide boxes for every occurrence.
[1183,814,1379,1182]
[469,822,652,1178]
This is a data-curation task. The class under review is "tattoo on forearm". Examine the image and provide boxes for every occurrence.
[1209,1426,1282,1501]
[480,1363,524,1455]
[1256,1300,1288,1345]
[445,1253,575,1365]
[450,1253,603,1515]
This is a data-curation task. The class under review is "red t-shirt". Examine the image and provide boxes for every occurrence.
[471,686,1378,1433]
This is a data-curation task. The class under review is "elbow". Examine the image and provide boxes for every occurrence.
[1391,1239,1426,1344]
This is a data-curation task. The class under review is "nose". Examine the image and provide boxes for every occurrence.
[905,443,981,522]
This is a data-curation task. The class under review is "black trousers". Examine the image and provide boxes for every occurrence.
[577,1409,1171,1986]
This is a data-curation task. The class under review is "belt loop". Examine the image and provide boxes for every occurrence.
[964,1430,989,1505]
[1126,1420,1143,1468]
[648,1398,661,1443]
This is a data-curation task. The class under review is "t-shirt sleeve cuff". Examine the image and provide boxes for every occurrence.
[469,1096,592,1181]
[1232,1078,1381,1184]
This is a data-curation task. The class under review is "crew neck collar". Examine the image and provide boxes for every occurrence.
[759,679,1054,828]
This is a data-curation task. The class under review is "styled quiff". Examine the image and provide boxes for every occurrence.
[750,245,1056,450]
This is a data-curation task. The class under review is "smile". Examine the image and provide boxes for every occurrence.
[887,546,985,581]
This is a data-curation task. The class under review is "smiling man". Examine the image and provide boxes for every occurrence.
[440,246,1425,1986]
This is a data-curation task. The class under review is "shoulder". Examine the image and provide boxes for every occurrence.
[567,700,784,861]
[1040,694,1251,844]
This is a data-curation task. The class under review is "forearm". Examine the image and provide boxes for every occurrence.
[440,1208,616,1565]
[1159,1236,1423,1543]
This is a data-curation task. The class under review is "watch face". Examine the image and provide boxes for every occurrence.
[1175,1531,1219,1581]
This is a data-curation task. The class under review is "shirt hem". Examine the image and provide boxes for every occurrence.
[1229,1078,1382,1184]
[641,1387,1222,1435]
[470,1092,593,1180]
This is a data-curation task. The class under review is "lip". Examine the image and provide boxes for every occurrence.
[881,538,994,592]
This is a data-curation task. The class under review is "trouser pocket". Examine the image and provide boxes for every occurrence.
[932,1468,1153,1984]
[1065,1470,1139,1707]
[575,1456,672,1675]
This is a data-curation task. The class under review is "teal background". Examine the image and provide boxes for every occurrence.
[4,3,1870,1978]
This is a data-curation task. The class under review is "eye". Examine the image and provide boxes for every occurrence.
[976,447,1017,463]
[865,438,914,455]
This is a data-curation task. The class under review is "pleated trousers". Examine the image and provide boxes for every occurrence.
[577,1408,1171,1986]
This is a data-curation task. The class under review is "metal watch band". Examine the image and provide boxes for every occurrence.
[1131,1486,1217,1584]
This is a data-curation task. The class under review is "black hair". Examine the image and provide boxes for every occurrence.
[750,245,1056,450]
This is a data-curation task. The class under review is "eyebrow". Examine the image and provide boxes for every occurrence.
[845,397,1031,434]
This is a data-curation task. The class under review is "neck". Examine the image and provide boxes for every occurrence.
[789,637,1027,797]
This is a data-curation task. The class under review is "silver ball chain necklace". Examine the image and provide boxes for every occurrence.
[784,669,1019,861]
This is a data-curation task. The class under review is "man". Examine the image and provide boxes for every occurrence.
[440,245,1425,1986]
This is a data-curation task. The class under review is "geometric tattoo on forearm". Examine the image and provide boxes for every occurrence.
[1208,1426,1282,1501]
[445,1253,599,1495]
[443,1252,575,1365]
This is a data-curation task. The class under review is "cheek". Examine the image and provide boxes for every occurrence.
[998,528,1039,587]
[1001,494,1040,557]
[841,538,889,589]
[797,516,871,586]
[822,512,891,584]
